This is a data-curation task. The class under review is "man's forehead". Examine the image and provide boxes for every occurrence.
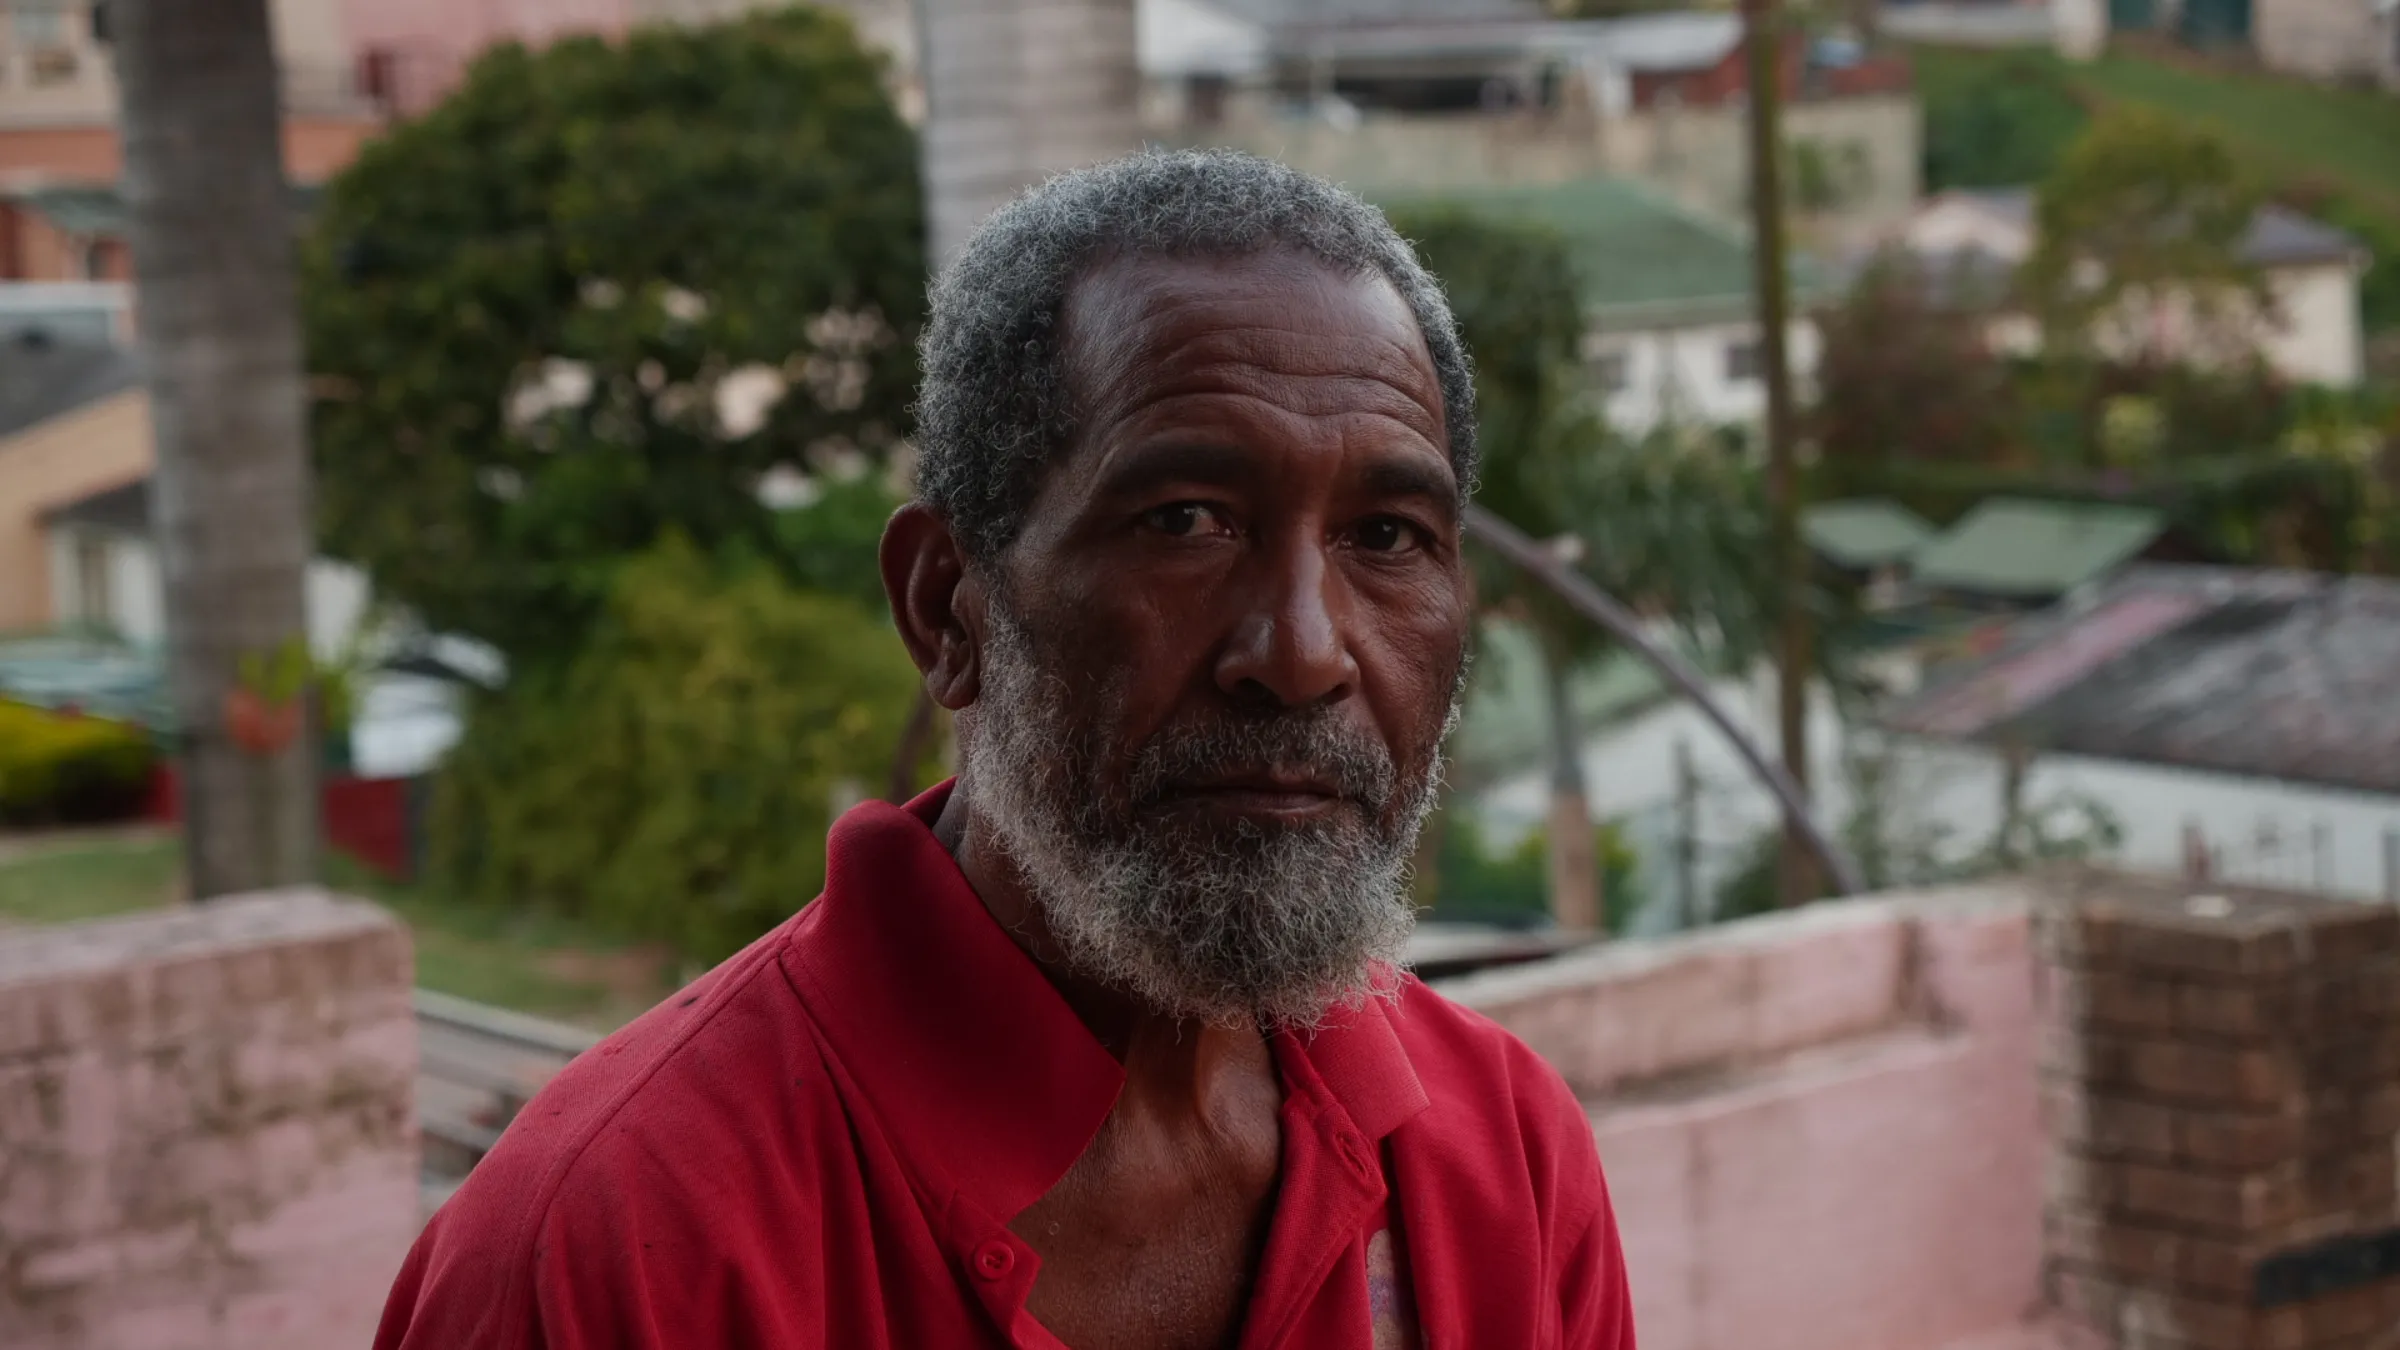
[1057,248,1442,414]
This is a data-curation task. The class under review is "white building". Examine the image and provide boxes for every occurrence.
[1888,186,2372,388]
[1371,176,1822,432]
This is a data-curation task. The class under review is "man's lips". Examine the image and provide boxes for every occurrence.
[1154,772,1355,818]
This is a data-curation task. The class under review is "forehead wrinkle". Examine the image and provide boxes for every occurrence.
[1091,322,1444,441]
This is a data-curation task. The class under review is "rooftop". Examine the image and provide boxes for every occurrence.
[1909,497,2165,600]
[0,332,140,441]
[1803,498,1940,570]
[41,477,150,534]
[1942,187,2366,269]
[1373,177,1822,326]
[1884,565,2400,796]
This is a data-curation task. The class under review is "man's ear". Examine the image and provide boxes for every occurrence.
[880,502,987,711]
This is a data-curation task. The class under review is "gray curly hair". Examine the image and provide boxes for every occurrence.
[912,149,1478,563]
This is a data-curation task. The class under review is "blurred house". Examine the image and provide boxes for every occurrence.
[1146,4,1922,252]
[0,0,378,201]
[1888,186,2373,387]
[0,329,471,775]
[2083,0,2400,87]
[2250,0,2400,87]
[1374,177,1826,431]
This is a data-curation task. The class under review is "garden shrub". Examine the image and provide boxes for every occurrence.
[0,701,156,825]
[428,539,928,965]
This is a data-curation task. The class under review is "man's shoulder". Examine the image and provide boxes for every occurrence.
[1388,974,1578,1105]
[422,911,837,1252]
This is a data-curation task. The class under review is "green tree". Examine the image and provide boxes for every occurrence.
[303,10,925,670]
[430,538,930,965]
[1812,248,2016,469]
[1395,207,1771,934]
[1917,50,2090,192]
[2023,108,2268,370]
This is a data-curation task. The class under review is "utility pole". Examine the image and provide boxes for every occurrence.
[1741,0,1814,907]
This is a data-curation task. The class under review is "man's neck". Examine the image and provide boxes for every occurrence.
[931,785,1274,1110]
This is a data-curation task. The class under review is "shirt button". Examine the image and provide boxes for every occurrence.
[973,1238,1017,1280]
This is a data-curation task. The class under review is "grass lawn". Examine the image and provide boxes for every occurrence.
[1910,43,2400,332]
[0,832,681,1030]
[2069,54,2400,213]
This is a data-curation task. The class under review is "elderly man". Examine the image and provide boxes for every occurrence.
[376,150,1633,1350]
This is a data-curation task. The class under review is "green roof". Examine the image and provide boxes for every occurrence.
[1912,498,2166,599]
[1373,177,1826,327]
[1803,498,1938,569]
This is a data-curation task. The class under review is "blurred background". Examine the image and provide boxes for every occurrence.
[1,0,2397,1345]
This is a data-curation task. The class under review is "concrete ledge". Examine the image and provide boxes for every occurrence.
[0,888,419,1350]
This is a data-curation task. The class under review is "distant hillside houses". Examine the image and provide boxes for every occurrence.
[1884,186,2372,387]
[1374,177,1828,432]
[1140,0,1922,252]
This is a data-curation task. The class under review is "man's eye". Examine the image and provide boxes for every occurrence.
[1144,503,1228,537]
[1354,517,1424,553]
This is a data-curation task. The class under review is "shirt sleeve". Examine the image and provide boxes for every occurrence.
[1558,1193,1638,1350]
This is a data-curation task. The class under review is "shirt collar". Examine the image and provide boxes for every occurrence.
[780,781,1429,1221]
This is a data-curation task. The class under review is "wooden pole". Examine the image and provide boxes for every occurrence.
[1742,0,1813,907]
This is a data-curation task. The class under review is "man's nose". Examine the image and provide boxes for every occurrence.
[1213,536,1359,709]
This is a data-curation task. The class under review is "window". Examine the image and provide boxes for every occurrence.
[1724,338,1763,383]
[71,532,111,630]
[1589,346,1631,396]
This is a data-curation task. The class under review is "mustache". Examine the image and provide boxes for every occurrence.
[1124,705,1399,813]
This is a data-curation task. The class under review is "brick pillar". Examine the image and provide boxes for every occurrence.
[2037,872,2400,1349]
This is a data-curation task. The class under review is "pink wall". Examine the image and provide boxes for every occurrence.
[342,0,635,114]
[0,889,419,1350]
[1441,887,2051,1350]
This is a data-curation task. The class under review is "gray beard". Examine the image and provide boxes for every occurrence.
[958,604,1457,1030]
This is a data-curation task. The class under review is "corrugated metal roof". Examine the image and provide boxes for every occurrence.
[1911,497,2164,599]
[1802,498,1938,569]
[1884,566,2400,796]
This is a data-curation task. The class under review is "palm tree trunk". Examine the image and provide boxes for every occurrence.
[1537,629,1602,935]
[916,0,1140,263]
[115,0,319,897]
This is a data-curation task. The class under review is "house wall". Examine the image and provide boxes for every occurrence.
[0,119,377,186]
[2254,0,2400,86]
[0,389,148,633]
[44,523,374,659]
[0,890,418,1350]
[1439,886,2047,1350]
[0,0,360,133]
[2263,259,2365,387]
[1589,317,1822,431]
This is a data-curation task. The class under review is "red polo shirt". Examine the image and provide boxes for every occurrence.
[376,786,1634,1349]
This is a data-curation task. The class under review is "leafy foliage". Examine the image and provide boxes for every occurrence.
[1812,248,2016,469]
[427,539,929,965]
[2025,108,2267,366]
[1915,47,2091,191]
[303,10,924,669]
[1429,812,1640,934]
[0,701,155,825]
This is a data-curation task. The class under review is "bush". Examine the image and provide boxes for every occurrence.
[0,701,156,825]
[1429,811,1640,934]
[428,540,929,965]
